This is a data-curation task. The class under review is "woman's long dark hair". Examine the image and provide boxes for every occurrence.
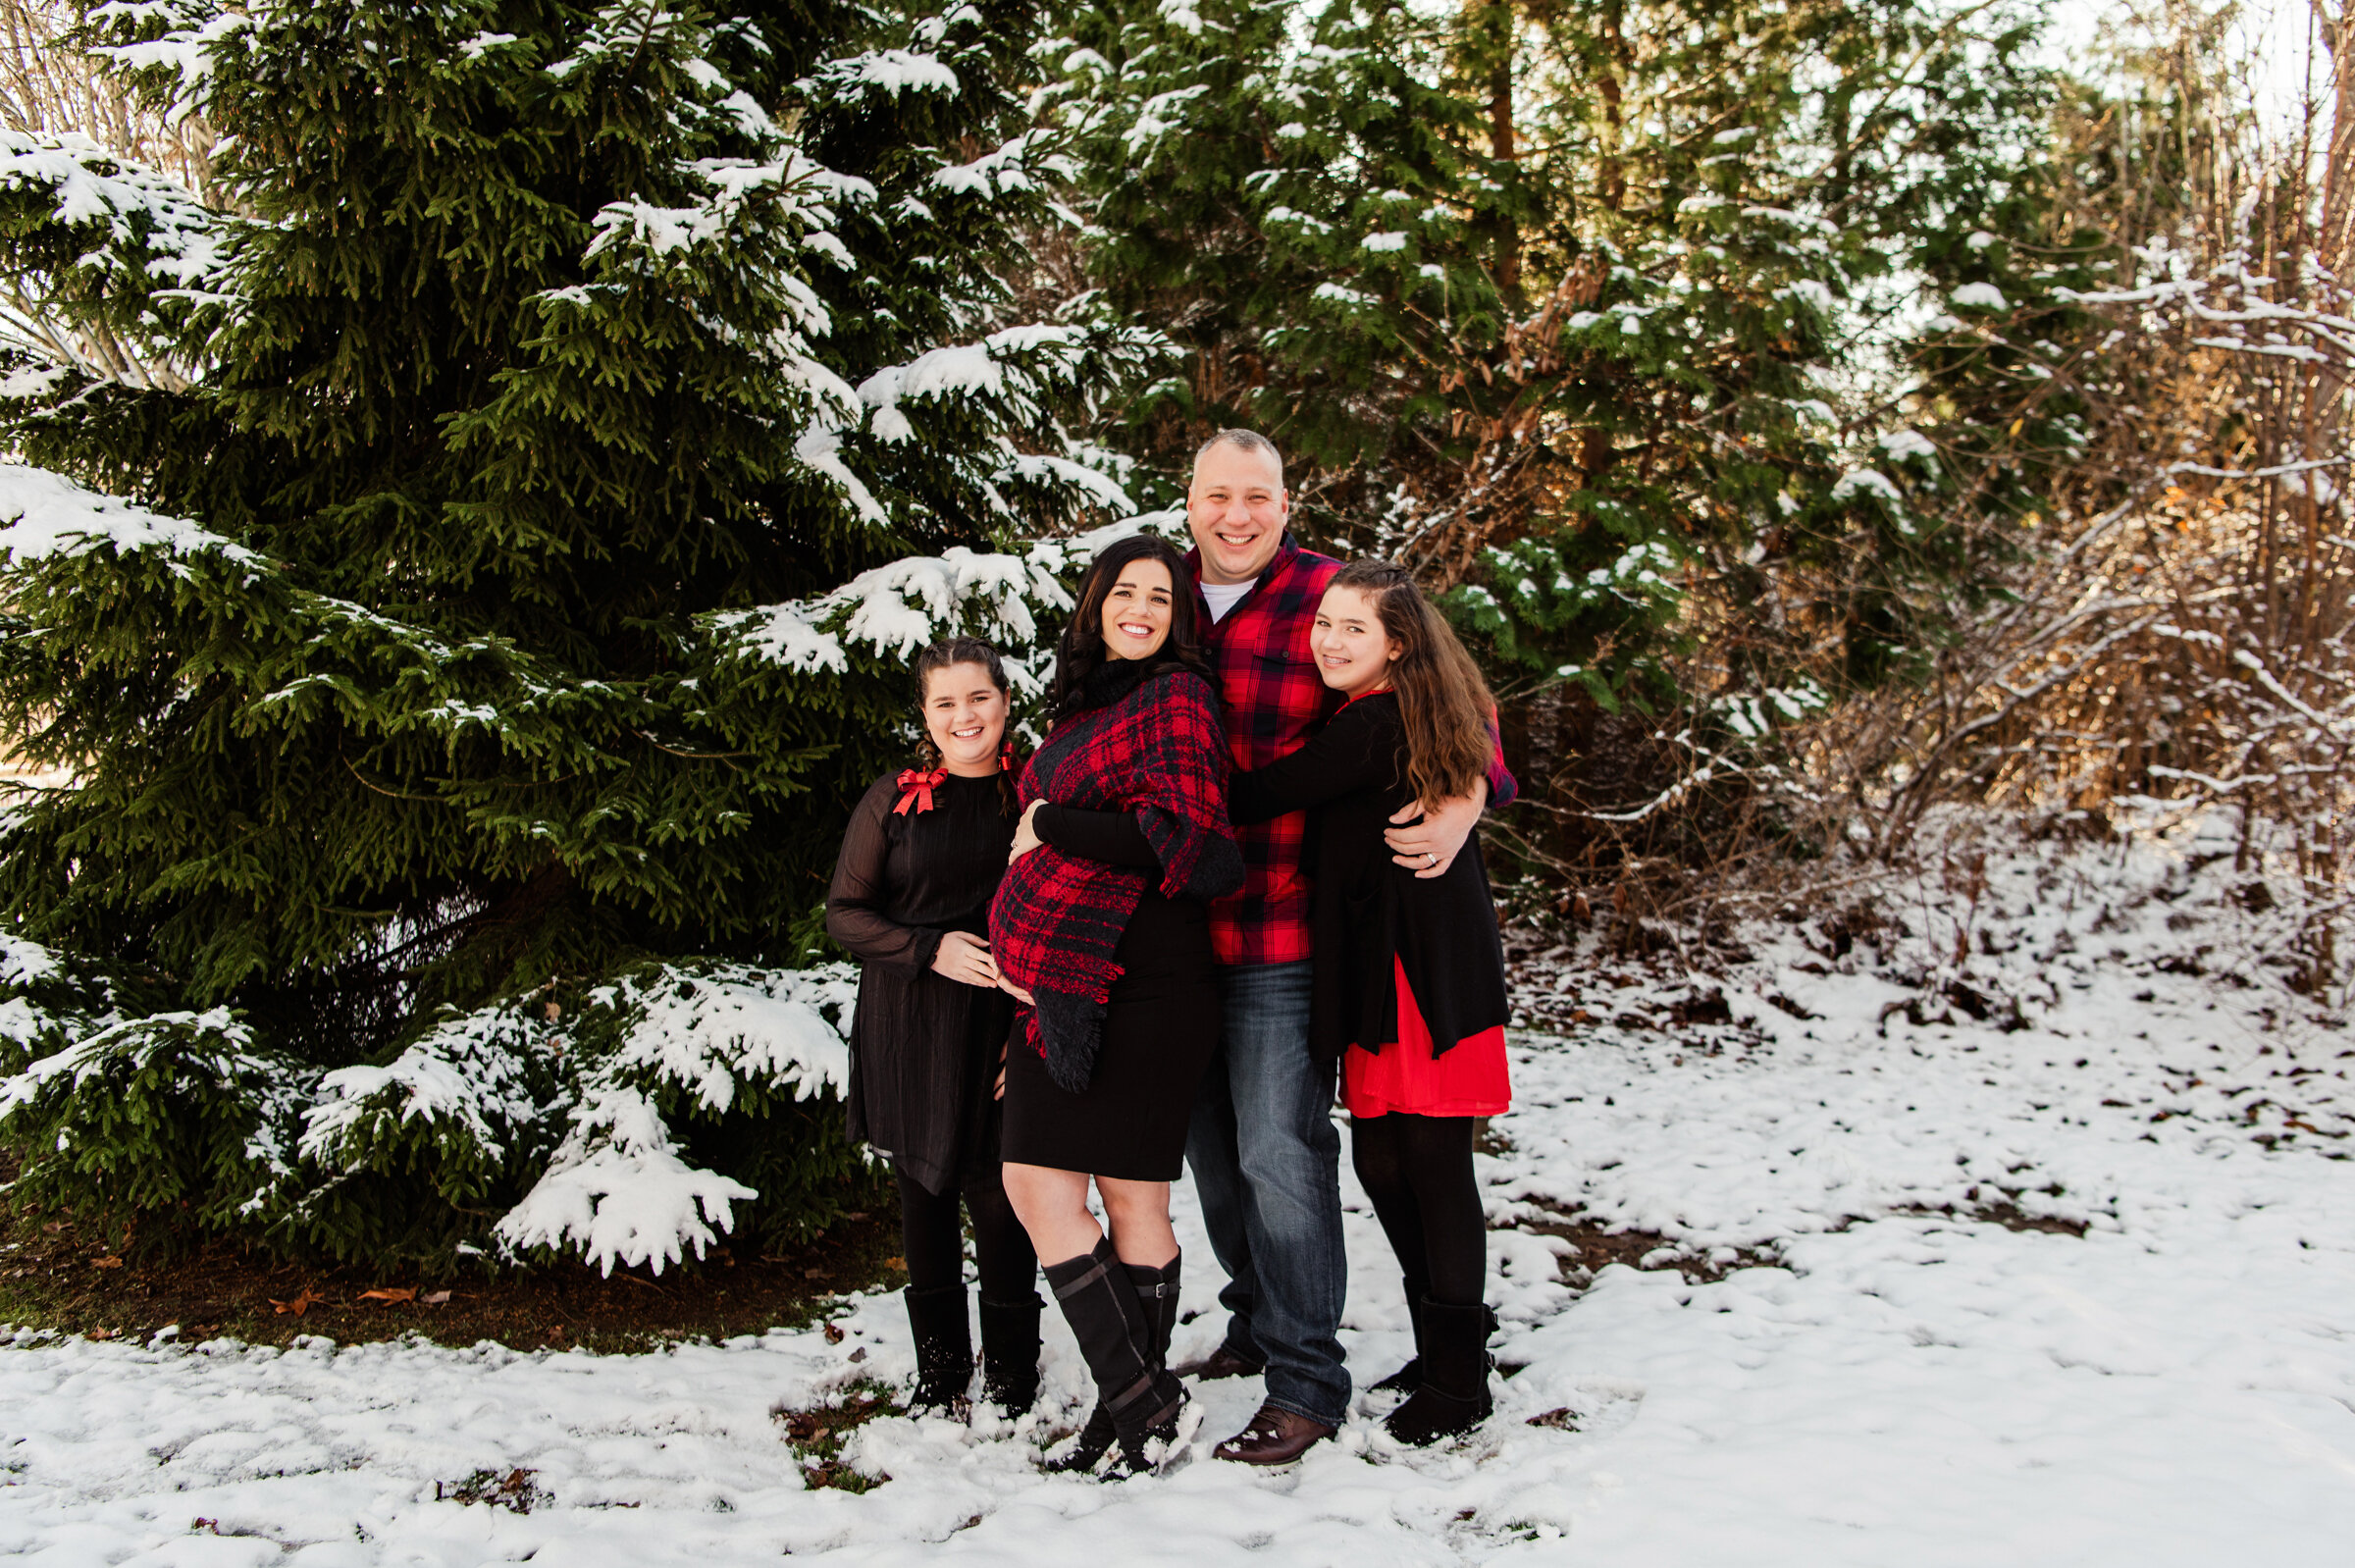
[914,635,1020,816]
[1329,560,1495,806]
[1048,535,1215,718]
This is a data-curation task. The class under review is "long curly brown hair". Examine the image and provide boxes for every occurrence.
[1329,560,1496,806]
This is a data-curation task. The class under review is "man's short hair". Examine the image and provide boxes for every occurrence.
[1193,428,1284,487]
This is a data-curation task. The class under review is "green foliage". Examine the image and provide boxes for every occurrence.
[0,1007,309,1243]
[0,0,1154,1263]
[1054,0,2103,737]
[278,959,880,1269]
[277,999,570,1265]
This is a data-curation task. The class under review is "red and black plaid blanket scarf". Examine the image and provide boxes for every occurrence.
[989,661,1242,1091]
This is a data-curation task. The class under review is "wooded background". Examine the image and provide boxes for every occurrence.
[0,0,2343,1268]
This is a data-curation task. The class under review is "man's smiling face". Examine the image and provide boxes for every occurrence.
[1187,439,1289,586]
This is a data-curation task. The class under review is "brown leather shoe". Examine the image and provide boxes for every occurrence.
[1173,1343,1265,1381]
[1213,1402,1334,1466]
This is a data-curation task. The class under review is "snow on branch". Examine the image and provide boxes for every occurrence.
[0,1006,309,1214]
[809,48,960,102]
[586,152,871,277]
[87,0,252,101]
[708,510,1182,674]
[301,1004,553,1172]
[493,1086,757,1278]
[930,132,1040,198]
[0,933,59,989]
[0,1007,257,1115]
[589,961,854,1111]
[858,324,1098,442]
[495,962,856,1276]
[0,462,258,567]
[0,130,221,287]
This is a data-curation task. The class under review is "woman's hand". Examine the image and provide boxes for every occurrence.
[930,930,1000,988]
[996,972,1035,1008]
[1385,780,1488,878]
[1007,799,1046,862]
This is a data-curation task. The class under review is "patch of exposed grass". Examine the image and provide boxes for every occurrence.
[773,1381,901,1492]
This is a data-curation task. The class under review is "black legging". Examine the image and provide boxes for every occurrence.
[895,1161,1038,1300]
[1349,1113,1486,1306]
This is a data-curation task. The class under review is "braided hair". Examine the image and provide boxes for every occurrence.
[914,636,1021,817]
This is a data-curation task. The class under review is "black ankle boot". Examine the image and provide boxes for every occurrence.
[1042,1240,1188,1476]
[1384,1297,1493,1445]
[902,1283,973,1418]
[1052,1251,1180,1474]
[1373,1293,1497,1395]
[977,1293,1043,1413]
[1369,1281,1429,1393]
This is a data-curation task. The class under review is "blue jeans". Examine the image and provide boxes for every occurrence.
[1185,960,1350,1427]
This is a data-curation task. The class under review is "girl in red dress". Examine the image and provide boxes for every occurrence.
[1228,559,1512,1444]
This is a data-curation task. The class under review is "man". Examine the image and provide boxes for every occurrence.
[1177,429,1515,1464]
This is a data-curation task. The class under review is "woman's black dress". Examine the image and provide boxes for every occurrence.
[827,769,1016,1195]
[998,777,1222,1182]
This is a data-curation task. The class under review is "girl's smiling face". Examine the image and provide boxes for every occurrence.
[1310,584,1400,697]
[921,661,1010,775]
[1099,558,1175,661]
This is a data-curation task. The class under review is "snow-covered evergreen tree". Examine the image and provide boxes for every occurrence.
[1055,0,2090,745]
[0,0,1158,1268]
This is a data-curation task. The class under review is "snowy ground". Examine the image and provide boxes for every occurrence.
[5,810,2355,1564]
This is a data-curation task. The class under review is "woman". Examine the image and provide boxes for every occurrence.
[1227,560,1512,1445]
[989,534,1242,1477]
[827,637,1042,1419]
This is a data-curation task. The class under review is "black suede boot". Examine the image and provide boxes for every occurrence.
[1042,1240,1189,1477]
[1373,1294,1499,1395]
[1368,1281,1429,1393]
[903,1283,973,1419]
[977,1293,1043,1413]
[1052,1251,1181,1474]
[1383,1297,1492,1445]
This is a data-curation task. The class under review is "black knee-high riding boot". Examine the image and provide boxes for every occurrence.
[1052,1250,1180,1473]
[1042,1240,1188,1475]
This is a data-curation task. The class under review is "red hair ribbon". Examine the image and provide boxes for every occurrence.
[894,766,947,815]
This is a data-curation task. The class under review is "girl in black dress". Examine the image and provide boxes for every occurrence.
[1227,560,1513,1445]
[827,637,1041,1418]
[988,535,1242,1476]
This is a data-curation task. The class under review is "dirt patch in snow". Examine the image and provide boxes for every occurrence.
[0,1154,904,1352]
[1504,1196,1782,1287]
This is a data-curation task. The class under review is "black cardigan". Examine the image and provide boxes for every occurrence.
[1228,691,1509,1064]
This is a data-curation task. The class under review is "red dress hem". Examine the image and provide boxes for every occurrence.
[1342,957,1511,1120]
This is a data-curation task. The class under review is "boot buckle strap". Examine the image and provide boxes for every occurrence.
[1048,1260,1111,1302]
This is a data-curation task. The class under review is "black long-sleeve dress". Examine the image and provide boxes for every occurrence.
[826,769,1016,1195]
[994,663,1228,1182]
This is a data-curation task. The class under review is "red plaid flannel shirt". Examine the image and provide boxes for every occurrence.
[1187,536,1519,967]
